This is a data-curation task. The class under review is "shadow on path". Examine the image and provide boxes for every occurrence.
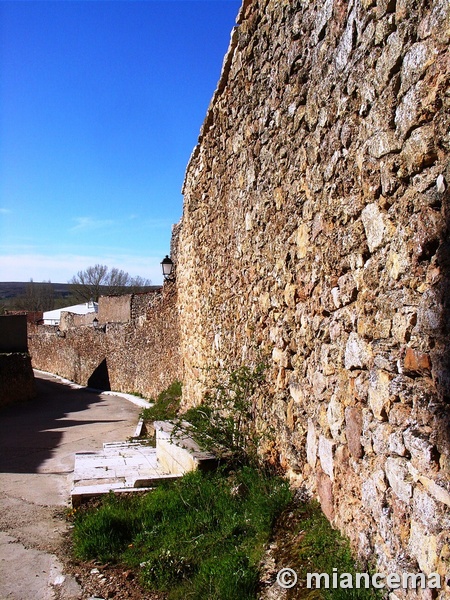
[0,374,124,475]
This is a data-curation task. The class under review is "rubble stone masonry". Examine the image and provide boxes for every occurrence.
[0,353,36,408]
[28,0,450,591]
[176,0,450,591]
[29,287,181,399]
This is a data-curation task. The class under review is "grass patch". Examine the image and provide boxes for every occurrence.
[72,466,292,599]
[140,380,182,422]
[71,471,382,600]
[270,500,383,600]
[72,368,382,599]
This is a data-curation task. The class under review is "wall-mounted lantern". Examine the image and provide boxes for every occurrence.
[161,255,174,281]
[92,317,99,329]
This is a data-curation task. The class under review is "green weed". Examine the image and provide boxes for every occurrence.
[72,493,141,562]
[175,363,273,469]
[140,380,182,422]
[72,466,292,599]
[275,500,384,600]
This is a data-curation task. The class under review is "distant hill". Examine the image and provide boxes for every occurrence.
[0,281,73,300]
[0,282,160,300]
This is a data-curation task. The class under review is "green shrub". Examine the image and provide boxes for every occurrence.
[140,380,182,422]
[175,363,272,469]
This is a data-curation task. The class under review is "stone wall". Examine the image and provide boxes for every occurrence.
[0,315,28,352]
[105,286,181,396]
[131,291,160,322]
[29,286,181,399]
[0,353,36,408]
[24,0,450,587]
[98,294,132,324]
[60,310,98,330]
[176,0,450,590]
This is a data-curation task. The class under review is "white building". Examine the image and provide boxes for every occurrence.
[42,300,98,326]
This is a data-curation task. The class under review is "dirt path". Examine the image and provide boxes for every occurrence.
[0,372,144,600]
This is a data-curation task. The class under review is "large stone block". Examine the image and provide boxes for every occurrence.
[403,347,432,375]
[327,395,345,442]
[400,124,438,175]
[317,468,335,522]
[385,457,413,504]
[318,435,335,480]
[400,41,438,95]
[368,369,393,421]
[412,487,447,534]
[306,419,318,468]
[345,332,372,370]
[361,477,385,519]
[403,428,439,472]
[408,519,438,573]
[154,421,216,476]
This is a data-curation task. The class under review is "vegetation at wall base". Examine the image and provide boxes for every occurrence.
[140,365,272,470]
[269,499,384,600]
[73,373,383,599]
[173,363,274,470]
[71,465,292,600]
[71,471,383,600]
[140,380,182,423]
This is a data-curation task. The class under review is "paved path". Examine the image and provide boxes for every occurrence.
[0,371,143,600]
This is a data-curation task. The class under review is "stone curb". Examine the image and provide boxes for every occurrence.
[33,369,152,408]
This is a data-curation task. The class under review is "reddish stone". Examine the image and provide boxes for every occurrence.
[345,406,364,459]
[404,348,432,374]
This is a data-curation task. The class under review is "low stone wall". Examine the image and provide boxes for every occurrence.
[0,353,36,408]
[0,315,28,352]
[28,285,181,400]
[96,291,161,325]
[60,311,98,330]
[131,291,160,322]
[29,324,108,387]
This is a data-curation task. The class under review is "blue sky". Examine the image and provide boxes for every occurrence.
[0,0,241,284]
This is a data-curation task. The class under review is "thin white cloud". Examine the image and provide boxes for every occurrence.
[0,208,12,215]
[70,216,115,232]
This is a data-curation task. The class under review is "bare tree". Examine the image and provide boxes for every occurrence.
[16,279,55,311]
[68,264,152,302]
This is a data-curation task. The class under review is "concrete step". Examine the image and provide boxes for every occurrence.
[71,442,179,506]
[71,421,217,506]
[154,420,218,475]
[71,475,181,507]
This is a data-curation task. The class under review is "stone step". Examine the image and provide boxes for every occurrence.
[71,442,178,505]
[71,421,217,506]
[154,420,218,475]
[71,474,181,507]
